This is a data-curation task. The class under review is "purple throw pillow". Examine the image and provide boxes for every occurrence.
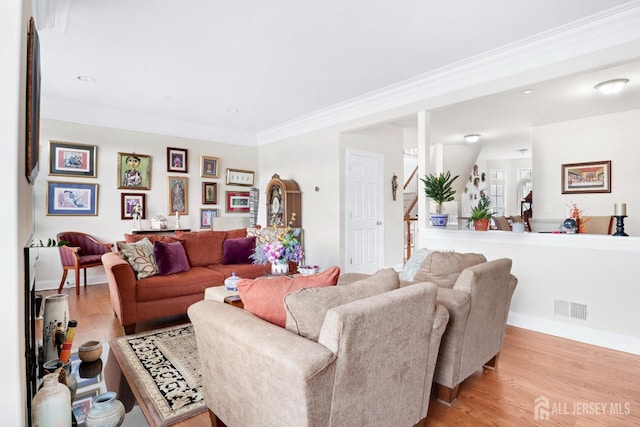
[154,241,190,276]
[223,236,256,265]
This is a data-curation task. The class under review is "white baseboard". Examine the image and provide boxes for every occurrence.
[35,274,108,292]
[507,312,640,356]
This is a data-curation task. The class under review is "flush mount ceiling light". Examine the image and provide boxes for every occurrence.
[464,134,481,143]
[594,78,629,95]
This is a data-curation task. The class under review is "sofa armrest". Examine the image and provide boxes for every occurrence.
[336,272,372,286]
[102,252,138,327]
[433,287,472,388]
[188,300,336,426]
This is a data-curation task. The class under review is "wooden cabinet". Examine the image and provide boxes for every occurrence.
[265,174,301,228]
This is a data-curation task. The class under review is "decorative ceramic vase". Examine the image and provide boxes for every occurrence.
[271,260,289,275]
[42,294,69,364]
[430,214,449,227]
[32,372,72,427]
[42,359,77,402]
[85,392,125,427]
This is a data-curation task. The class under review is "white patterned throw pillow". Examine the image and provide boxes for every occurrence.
[399,248,431,281]
[117,238,158,279]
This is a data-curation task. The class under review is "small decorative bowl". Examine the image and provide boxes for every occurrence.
[78,340,102,363]
[298,265,319,276]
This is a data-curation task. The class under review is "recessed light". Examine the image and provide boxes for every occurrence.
[76,76,96,82]
[523,89,532,94]
[464,134,481,143]
[594,78,629,95]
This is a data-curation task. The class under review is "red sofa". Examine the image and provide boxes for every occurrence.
[102,228,269,334]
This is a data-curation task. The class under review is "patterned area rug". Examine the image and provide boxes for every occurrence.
[110,324,205,426]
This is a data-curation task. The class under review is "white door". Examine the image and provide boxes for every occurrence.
[346,149,383,273]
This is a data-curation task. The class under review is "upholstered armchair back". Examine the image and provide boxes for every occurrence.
[57,231,112,267]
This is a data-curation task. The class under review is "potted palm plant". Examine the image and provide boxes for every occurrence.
[469,193,494,231]
[420,171,459,227]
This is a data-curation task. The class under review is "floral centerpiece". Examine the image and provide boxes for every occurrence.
[251,213,303,274]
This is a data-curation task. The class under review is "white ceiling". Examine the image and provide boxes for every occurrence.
[37,0,640,148]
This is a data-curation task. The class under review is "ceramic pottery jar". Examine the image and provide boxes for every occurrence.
[32,372,71,427]
[42,294,69,363]
[85,392,125,427]
[271,260,289,275]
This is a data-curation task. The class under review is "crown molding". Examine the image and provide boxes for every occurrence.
[256,1,640,145]
[40,98,258,146]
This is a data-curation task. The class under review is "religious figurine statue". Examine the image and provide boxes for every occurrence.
[132,203,142,230]
[392,173,399,201]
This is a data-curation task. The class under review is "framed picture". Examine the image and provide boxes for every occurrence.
[46,181,98,216]
[49,141,97,177]
[201,156,219,178]
[121,193,146,220]
[168,176,188,214]
[226,168,255,186]
[200,208,220,228]
[226,191,250,213]
[26,17,41,185]
[167,147,188,173]
[72,388,100,424]
[117,152,151,190]
[561,160,611,194]
[202,182,217,204]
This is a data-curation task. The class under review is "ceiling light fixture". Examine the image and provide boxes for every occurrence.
[226,107,239,113]
[523,89,532,94]
[77,76,96,82]
[594,78,629,95]
[464,134,480,143]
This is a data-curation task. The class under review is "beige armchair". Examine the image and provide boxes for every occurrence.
[433,258,517,404]
[188,281,449,427]
[338,252,517,406]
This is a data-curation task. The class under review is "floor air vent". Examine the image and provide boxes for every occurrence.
[554,299,588,320]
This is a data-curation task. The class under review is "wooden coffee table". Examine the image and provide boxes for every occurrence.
[204,286,243,308]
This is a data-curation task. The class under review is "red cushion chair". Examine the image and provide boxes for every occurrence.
[56,232,113,295]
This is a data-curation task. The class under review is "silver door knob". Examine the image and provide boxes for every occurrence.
[376,221,382,225]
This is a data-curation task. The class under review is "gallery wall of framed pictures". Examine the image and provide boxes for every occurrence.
[42,134,259,226]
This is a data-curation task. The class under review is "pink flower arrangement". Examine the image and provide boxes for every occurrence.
[251,213,303,264]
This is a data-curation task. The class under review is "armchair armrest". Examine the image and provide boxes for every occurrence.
[336,272,372,286]
[188,300,336,426]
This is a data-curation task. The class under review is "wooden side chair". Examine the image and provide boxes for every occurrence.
[56,232,114,295]
[580,216,614,234]
[493,216,512,231]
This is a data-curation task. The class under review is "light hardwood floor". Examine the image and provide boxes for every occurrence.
[40,283,640,426]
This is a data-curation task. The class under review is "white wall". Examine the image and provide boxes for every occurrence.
[34,119,259,290]
[4,0,34,424]
[533,109,640,236]
[258,129,342,270]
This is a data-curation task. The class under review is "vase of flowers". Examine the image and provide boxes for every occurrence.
[251,213,303,274]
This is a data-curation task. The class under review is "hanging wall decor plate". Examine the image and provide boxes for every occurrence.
[49,141,97,177]
[46,181,98,216]
[561,160,611,194]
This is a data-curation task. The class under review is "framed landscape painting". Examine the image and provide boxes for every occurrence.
[49,141,97,177]
[226,191,250,213]
[561,160,611,194]
[47,181,98,216]
[117,152,151,190]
